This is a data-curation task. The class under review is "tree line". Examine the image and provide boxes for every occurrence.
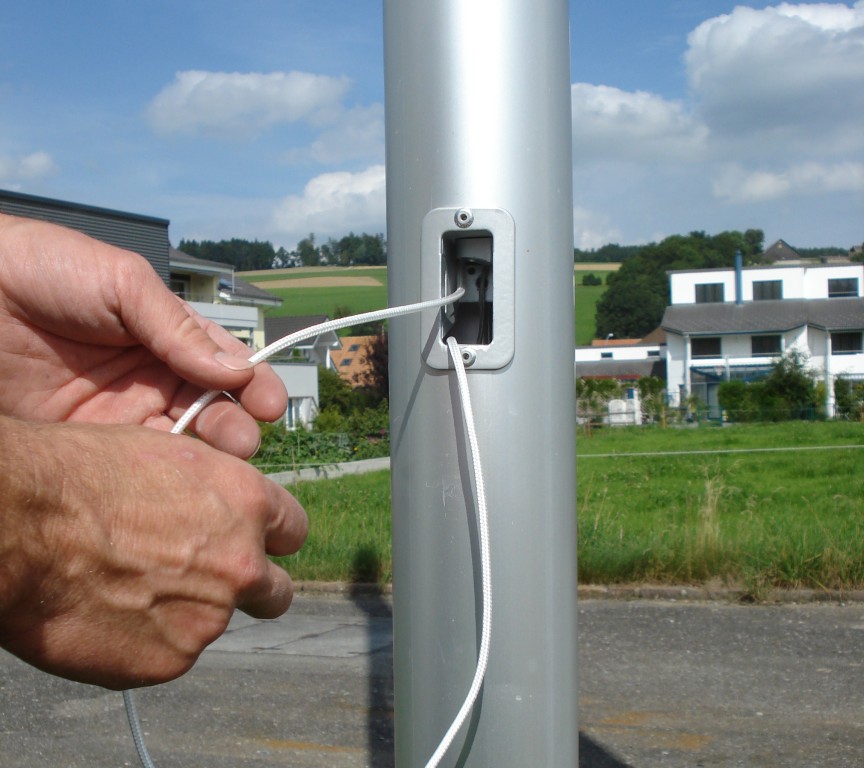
[178,231,386,271]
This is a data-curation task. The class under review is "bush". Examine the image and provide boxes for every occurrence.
[581,273,602,286]
[718,350,818,422]
[834,377,864,420]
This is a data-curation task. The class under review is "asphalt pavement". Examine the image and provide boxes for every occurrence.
[1,591,863,767]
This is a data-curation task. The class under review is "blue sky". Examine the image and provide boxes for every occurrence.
[1,1,862,251]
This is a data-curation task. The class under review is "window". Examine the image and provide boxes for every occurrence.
[831,332,863,355]
[828,278,859,298]
[751,335,782,356]
[169,274,190,299]
[753,280,783,301]
[600,351,613,359]
[348,344,361,352]
[691,337,722,358]
[695,283,725,303]
[285,398,301,430]
[340,358,353,366]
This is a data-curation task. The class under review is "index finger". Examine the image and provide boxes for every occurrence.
[261,476,309,557]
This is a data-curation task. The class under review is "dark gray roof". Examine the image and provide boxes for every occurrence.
[662,298,864,336]
[169,247,232,273]
[265,315,337,348]
[229,278,281,306]
[763,238,802,262]
[575,359,666,380]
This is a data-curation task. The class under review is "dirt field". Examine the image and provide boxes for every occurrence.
[574,262,621,271]
[248,276,383,289]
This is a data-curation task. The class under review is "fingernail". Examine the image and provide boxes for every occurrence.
[215,351,253,371]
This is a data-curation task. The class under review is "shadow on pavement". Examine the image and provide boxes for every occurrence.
[579,732,633,767]
[349,546,395,767]
[347,548,632,768]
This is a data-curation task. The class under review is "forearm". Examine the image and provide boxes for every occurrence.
[0,415,49,620]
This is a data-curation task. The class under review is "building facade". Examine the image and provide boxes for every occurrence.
[662,257,864,417]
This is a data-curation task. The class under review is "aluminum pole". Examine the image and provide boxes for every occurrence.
[385,1,576,765]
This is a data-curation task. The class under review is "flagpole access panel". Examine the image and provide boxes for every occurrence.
[384,1,577,765]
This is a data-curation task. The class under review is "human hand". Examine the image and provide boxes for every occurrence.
[0,417,307,689]
[0,214,285,457]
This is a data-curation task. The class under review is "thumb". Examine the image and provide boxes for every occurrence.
[118,258,258,391]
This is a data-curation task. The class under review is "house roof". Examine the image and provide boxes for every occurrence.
[763,238,802,262]
[227,277,282,306]
[575,359,666,381]
[169,247,233,275]
[264,315,340,350]
[329,335,376,386]
[170,248,282,306]
[661,298,864,336]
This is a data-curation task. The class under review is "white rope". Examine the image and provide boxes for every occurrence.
[124,287,470,768]
[421,337,493,768]
[170,288,465,436]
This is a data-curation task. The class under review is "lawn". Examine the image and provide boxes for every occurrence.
[273,421,864,596]
[247,267,389,323]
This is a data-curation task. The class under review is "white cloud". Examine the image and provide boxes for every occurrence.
[686,2,864,148]
[147,70,351,138]
[713,161,864,203]
[568,2,864,247]
[573,206,624,251]
[270,165,386,245]
[0,151,58,184]
[571,83,706,163]
[283,103,385,166]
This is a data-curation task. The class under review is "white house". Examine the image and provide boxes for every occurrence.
[574,337,664,381]
[169,248,282,350]
[662,256,864,417]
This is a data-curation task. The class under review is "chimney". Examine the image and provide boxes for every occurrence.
[735,249,743,305]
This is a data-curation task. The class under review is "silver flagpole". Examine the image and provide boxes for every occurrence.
[384,0,577,764]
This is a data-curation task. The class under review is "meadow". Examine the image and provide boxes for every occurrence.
[240,266,389,328]
[273,421,864,597]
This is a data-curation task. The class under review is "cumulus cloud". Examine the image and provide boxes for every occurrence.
[569,2,863,246]
[283,103,385,166]
[270,165,386,243]
[713,161,864,203]
[571,83,706,163]
[686,2,864,148]
[573,206,624,251]
[147,70,351,138]
[0,151,58,184]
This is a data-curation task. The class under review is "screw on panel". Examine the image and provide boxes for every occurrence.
[460,347,477,367]
[454,208,474,228]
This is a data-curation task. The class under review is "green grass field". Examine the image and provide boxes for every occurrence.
[574,271,614,344]
[241,267,389,322]
[274,421,864,596]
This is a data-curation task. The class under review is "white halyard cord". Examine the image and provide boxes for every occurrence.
[422,337,493,768]
[125,286,496,768]
[169,288,465,436]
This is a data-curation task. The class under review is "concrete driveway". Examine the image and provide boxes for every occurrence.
[1,592,863,767]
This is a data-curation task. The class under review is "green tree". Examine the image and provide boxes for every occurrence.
[355,332,388,402]
[595,230,765,339]
[178,238,277,271]
[296,233,320,267]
